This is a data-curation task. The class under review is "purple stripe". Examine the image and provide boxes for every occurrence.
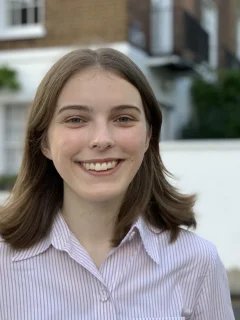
[0,213,234,319]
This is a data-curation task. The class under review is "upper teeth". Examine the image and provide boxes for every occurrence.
[82,161,118,171]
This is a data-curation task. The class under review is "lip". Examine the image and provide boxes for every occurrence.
[78,158,121,164]
[76,159,124,176]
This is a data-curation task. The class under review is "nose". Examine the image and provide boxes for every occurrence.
[89,122,114,151]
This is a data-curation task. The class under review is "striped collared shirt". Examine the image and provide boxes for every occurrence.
[0,213,234,319]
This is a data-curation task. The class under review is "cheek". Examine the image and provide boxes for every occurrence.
[118,129,148,155]
[50,131,87,157]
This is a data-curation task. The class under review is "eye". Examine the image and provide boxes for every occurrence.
[64,116,87,127]
[115,116,134,123]
[67,117,83,123]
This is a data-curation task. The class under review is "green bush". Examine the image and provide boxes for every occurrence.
[181,70,240,139]
[0,66,20,90]
[0,175,17,191]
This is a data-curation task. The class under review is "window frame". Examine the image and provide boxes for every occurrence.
[236,18,240,60]
[200,0,219,68]
[0,0,46,40]
[2,102,29,174]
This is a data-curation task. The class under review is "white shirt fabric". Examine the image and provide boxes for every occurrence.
[0,212,235,319]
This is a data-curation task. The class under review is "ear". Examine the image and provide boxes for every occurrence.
[144,126,152,152]
[41,135,52,160]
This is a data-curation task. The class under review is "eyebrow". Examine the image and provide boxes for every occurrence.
[57,104,142,114]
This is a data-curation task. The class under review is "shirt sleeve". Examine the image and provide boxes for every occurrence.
[192,249,235,320]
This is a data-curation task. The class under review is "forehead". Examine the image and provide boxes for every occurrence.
[56,67,143,109]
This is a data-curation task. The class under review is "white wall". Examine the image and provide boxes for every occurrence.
[0,191,8,204]
[0,43,129,100]
[0,47,77,100]
[161,139,240,271]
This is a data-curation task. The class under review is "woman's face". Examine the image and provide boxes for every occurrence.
[43,68,150,204]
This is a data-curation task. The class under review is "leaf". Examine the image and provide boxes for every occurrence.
[0,66,20,91]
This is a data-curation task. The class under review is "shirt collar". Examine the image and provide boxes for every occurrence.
[134,217,169,265]
[12,212,169,264]
[12,213,68,262]
[118,216,169,265]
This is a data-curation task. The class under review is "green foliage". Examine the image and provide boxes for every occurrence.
[0,66,20,90]
[181,70,240,139]
[0,175,17,191]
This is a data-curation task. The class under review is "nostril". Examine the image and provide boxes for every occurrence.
[90,141,113,149]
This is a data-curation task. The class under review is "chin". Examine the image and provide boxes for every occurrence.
[81,189,126,204]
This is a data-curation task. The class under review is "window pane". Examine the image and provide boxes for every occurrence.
[21,7,28,24]
[4,104,28,174]
[5,104,27,143]
[8,1,21,25]
[34,6,39,23]
[7,0,43,26]
[10,9,20,25]
[5,148,23,174]
[21,0,35,5]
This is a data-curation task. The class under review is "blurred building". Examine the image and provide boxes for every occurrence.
[127,0,240,141]
[0,0,240,315]
[0,0,240,172]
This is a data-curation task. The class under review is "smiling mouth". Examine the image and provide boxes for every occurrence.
[79,160,120,172]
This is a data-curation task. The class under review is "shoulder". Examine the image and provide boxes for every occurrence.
[174,228,217,259]
[139,219,220,275]
[0,235,15,266]
[156,228,220,275]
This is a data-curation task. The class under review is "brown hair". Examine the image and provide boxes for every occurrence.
[0,48,196,249]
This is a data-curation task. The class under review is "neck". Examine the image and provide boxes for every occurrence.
[61,190,124,267]
[61,189,123,247]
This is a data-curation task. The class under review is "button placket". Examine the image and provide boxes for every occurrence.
[100,230,140,296]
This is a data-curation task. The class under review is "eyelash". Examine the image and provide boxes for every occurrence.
[63,115,136,127]
[65,117,86,124]
[115,116,135,123]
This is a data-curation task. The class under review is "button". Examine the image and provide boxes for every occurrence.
[99,287,109,302]
[128,230,136,241]
[148,225,161,234]
[182,308,192,317]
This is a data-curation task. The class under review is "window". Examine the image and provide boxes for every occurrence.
[0,0,45,40]
[9,0,42,26]
[201,0,218,68]
[3,103,28,174]
[150,0,173,55]
[236,18,240,60]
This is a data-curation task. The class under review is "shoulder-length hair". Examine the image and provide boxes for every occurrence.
[0,48,196,249]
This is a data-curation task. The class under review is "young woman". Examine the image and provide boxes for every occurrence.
[0,48,234,319]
